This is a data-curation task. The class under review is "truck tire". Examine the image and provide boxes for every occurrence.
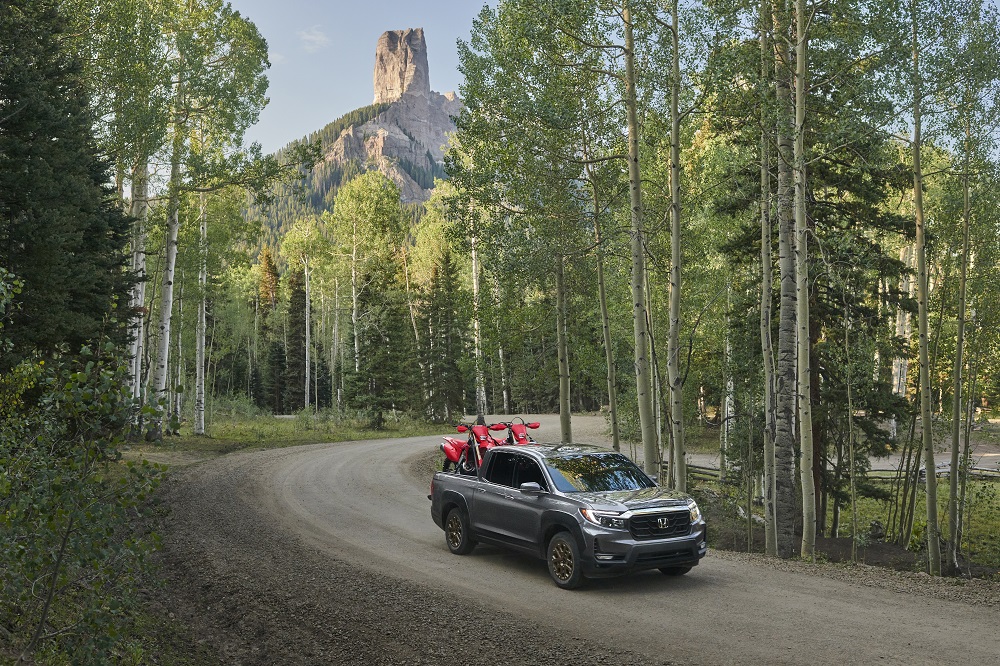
[445,507,476,555]
[546,532,583,589]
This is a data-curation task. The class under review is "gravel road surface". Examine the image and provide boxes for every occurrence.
[155,428,1000,665]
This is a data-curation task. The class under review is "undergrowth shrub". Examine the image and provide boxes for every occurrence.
[0,343,161,663]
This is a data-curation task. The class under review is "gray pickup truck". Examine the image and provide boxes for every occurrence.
[429,443,707,588]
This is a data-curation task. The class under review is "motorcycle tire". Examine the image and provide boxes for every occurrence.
[458,452,477,475]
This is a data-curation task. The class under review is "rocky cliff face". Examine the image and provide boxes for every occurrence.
[373,28,430,104]
[323,28,460,203]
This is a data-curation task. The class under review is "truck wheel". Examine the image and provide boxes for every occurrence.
[547,532,583,589]
[659,566,692,576]
[445,508,476,555]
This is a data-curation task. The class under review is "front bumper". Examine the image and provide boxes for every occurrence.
[579,522,708,577]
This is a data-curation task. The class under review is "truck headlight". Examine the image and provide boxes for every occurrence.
[688,501,702,523]
[581,509,628,529]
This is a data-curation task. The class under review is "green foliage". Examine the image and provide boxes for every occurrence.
[346,261,420,428]
[0,0,134,368]
[0,344,161,663]
[419,247,469,421]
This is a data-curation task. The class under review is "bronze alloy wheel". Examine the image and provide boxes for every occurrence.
[546,532,582,588]
[446,513,463,549]
[445,507,476,555]
[549,540,574,580]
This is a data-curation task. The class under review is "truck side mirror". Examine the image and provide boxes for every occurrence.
[519,482,544,494]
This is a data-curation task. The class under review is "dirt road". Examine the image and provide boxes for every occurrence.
[156,430,1000,665]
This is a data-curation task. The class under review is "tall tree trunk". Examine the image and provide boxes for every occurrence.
[402,246,430,403]
[333,277,342,409]
[195,193,207,435]
[794,0,816,560]
[556,254,572,443]
[891,245,914,438]
[128,161,149,403]
[351,236,360,374]
[151,106,185,436]
[668,0,686,491]
[947,116,972,573]
[471,234,487,420]
[304,257,311,411]
[623,1,657,474]
[582,146,621,451]
[760,0,778,558]
[595,212,621,452]
[911,0,942,576]
[773,0,798,559]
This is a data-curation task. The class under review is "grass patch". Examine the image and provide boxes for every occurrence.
[128,411,447,461]
[690,472,1000,574]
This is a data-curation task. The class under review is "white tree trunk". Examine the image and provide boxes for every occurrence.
[911,0,941,575]
[151,132,183,424]
[668,0,686,491]
[195,193,207,435]
[472,234,487,419]
[128,161,149,402]
[556,255,573,444]
[351,237,360,374]
[304,257,311,411]
[623,4,657,474]
[794,0,816,559]
[759,0,778,557]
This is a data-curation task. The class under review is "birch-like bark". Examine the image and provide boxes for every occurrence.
[773,0,798,558]
[401,246,429,402]
[623,2,657,474]
[128,161,149,402]
[583,155,621,452]
[151,100,185,431]
[333,277,342,409]
[556,254,572,443]
[667,0,686,491]
[351,226,360,374]
[947,117,972,573]
[304,256,311,410]
[195,193,207,435]
[911,0,942,575]
[471,234,487,419]
[794,0,816,559]
[891,245,914,435]
[760,0,778,557]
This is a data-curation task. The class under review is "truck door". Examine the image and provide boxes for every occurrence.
[473,451,547,550]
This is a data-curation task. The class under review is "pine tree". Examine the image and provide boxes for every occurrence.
[284,268,306,411]
[346,262,419,428]
[420,247,468,422]
[0,0,133,367]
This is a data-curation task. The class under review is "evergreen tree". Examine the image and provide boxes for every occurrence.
[420,247,468,422]
[283,268,306,411]
[346,262,419,428]
[0,0,133,367]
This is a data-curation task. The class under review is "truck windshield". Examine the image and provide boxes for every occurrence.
[544,453,655,493]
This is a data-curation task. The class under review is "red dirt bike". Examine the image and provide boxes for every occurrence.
[495,417,540,445]
[440,422,507,474]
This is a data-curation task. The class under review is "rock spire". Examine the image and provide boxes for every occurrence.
[373,28,431,104]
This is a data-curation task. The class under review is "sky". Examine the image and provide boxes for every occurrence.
[226,0,491,154]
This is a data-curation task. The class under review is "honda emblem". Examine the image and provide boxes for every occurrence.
[657,517,670,529]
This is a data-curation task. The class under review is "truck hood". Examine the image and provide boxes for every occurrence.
[573,487,693,512]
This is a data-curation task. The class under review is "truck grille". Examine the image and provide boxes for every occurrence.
[629,511,691,540]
